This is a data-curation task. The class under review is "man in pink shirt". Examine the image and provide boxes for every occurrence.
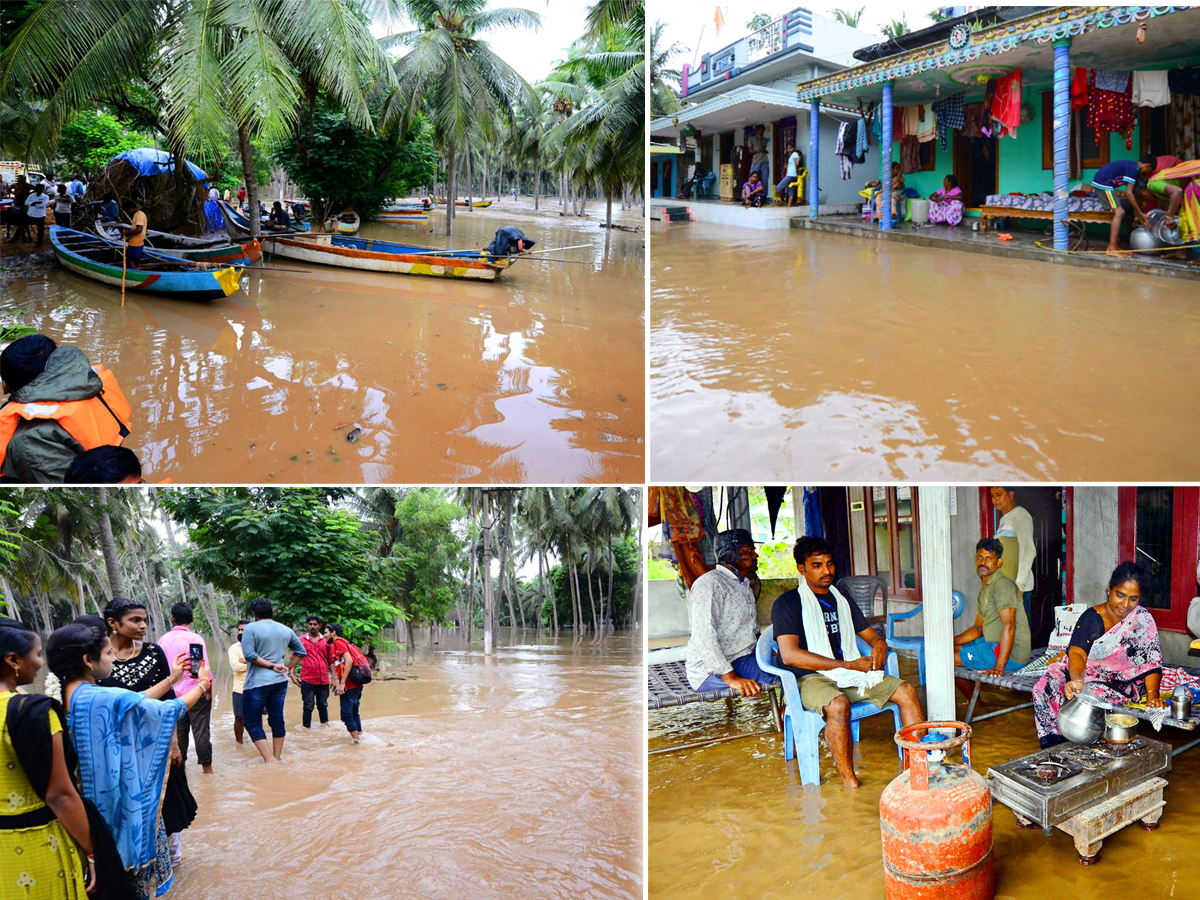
[158,603,214,773]
[292,614,335,727]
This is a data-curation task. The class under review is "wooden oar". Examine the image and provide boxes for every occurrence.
[508,256,592,264]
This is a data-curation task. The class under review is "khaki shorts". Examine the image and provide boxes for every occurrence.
[797,672,905,713]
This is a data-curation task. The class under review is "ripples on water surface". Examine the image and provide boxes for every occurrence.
[174,635,641,900]
[648,662,1200,900]
[6,202,644,483]
[650,223,1200,481]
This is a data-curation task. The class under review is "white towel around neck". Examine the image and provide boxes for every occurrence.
[798,580,884,692]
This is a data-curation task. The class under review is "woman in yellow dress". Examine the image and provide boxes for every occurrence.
[0,617,92,900]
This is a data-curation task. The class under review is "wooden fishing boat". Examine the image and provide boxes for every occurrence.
[334,210,360,235]
[94,223,261,265]
[226,202,311,233]
[377,210,429,223]
[50,227,242,301]
[219,202,510,281]
[433,198,493,208]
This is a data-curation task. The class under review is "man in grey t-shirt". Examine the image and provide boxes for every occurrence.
[747,125,770,191]
[241,596,306,762]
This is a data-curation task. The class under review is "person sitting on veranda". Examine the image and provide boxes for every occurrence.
[953,538,1032,685]
[684,530,779,699]
[1032,561,1165,748]
[869,163,905,223]
[928,174,965,227]
[771,536,925,788]
[264,201,291,232]
[742,172,766,208]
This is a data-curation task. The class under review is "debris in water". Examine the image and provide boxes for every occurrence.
[436,382,448,390]
[346,427,362,443]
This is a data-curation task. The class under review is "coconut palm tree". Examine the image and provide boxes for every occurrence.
[832,8,867,29]
[0,0,393,236]
[648,20,684,117]
[380,0,539,235]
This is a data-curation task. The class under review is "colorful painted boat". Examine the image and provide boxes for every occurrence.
[434,198,493,208]
[377,210,429,223]
[227,202,311,233]
[94,223,261,265]
[50,226,242,301]
[334,210,360,235]
[219,202,510,281]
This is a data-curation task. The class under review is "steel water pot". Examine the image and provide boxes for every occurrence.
[1057,688,1111,744]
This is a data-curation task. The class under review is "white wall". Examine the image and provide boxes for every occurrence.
[797,111,882,208]
[1073,487,1120,609]
[649,579,688,640]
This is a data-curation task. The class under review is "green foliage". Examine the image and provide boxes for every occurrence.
[210,140,272,192]
[160,488,397,644]
[832,7,866,29]
[882,16,911,40]
[56,111,147,178]
[928,8,951,24]
[0,497,20,572]
[375,489,464,628]
[646,555,675,581]
[273,106,438,221]
[746,13,772,31]
[547,534,639,628]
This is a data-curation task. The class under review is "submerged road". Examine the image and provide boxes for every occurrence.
[651,222,1200,481]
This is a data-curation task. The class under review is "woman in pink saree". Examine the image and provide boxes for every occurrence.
[1033,561,1164,748]
[928,174,965,226]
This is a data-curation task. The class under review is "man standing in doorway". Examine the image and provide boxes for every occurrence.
[747,125,770,195]
[159,603,215,774]
[293,615,334,728]
[990,487,1036,621]
[684,529,778,698]
[772,536,924,788]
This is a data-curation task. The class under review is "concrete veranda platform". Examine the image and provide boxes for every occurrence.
[650,196,859,231]
[791,214,1200,281]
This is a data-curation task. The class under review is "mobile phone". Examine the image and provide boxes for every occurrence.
[188,644,203,677]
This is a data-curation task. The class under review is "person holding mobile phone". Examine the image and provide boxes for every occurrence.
[157,604,214,774]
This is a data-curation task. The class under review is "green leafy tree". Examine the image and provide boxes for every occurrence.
[274,106,438,223]
[832,7,866,29]
[56,111,147,179]
[746,13,772,31]
[882,16,911,40]
[928,8,951,24]
[160,488,397,644]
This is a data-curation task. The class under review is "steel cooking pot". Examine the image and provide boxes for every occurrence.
[1057,687,1112,744]
[1103,712,1138,743]
[1170,685,1192,720]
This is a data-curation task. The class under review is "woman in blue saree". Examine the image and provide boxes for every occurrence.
[47,623,211,900]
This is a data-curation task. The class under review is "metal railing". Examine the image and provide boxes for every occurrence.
[746,18,785,65]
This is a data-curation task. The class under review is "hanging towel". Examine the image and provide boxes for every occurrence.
[835,121,849,156]
[856,115,870,161]
[1132,71,1171,108]
[991,68,1023,138]
[932,92,965,152]
[902,106,921,137]
[1071,67,1090,111]
[1168,68,1200,97]
[1095,69,1131,93]
[917,106,937,143]
[893,108,904,142]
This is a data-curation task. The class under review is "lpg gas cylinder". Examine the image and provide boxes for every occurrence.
[879,721,994,900]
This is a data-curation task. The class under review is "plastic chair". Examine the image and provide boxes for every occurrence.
[886,590,966,685]
[836,575,888,639]
[755,625,903,786]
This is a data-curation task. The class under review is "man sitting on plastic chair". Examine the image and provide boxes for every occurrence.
[772,537,925,788]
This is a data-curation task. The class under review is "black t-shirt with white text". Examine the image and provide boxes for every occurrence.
[771,588,870,679]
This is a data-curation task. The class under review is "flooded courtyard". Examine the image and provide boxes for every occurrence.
[171,633,642,900]
[650,223,1200,482]
[648,660,1200,900]
[2,200,644,483]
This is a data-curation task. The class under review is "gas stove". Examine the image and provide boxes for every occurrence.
[986,737,1171,830]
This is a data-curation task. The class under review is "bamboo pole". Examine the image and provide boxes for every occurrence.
[121,239,127,306]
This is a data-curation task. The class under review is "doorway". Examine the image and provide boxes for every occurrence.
[662,158,673,198]
[982,487,1065,648]
[954,132,998,208]
[719,132,735,166]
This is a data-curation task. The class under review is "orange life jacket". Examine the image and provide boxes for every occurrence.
[0,365,132,468]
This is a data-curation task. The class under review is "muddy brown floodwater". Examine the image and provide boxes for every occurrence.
[168,634,642,900]
[649,659,1200,900]
[650,223,1200,481]
[3,199,644,483]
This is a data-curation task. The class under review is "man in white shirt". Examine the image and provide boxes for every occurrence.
[685,529,778,697]
[990,486,1036,620]
[23,183,48,246]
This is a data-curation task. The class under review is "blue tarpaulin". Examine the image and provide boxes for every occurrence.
[111,148,208,184]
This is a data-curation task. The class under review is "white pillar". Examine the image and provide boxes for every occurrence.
[918,487,956,721]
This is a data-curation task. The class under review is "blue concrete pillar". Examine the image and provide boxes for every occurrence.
[1052,38,1072,251]
[809,97,820,219]
[881,81,894,231]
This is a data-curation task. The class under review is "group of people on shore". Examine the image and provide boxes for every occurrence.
[0,597,371,899]
[1,173,89,246]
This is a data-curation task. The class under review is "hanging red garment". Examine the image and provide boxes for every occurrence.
[991,68,1022,138]
[893,108,903,142]
[1070,67,1089,111]
[1086,69,1135,150]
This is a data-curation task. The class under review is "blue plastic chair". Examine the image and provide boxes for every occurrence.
[886,590,966,685]
[755,625,903,786]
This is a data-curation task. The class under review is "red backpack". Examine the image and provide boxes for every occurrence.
[343,640,372,685]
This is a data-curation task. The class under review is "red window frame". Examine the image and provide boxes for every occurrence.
[1117,486,1198,633]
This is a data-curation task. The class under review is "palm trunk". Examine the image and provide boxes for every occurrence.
[533,155,540,210]
[605,190,613,229]
[633,535,643,630]
[481,495,494,655]
[94,487,125,598]
[444,148,457,237]
[465,526,477,648]
[0,575,15,616]
[535,541,544,642]
[585,560,599,641]
[238,122,260,239]
[463,144,473,211]
[405,617,416,665]
[161,508,224,654]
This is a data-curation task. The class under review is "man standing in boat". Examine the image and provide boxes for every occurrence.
[112,199,148,266]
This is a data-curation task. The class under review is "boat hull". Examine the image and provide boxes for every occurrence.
[50,227,241,301]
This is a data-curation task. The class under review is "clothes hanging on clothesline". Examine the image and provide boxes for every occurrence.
[1168,68,1200,96]
[900,135,921,174]
[916,105,937,143]
[931,92,965,152]
[991,69,1022,138]
[1071,67,1089,110]
[901,106,920,137]
[1087,68,1135,151]
[1131,71,1171,108]
[981,79,997,137]
[1095,70,1131,93]
[961,102,985,138]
